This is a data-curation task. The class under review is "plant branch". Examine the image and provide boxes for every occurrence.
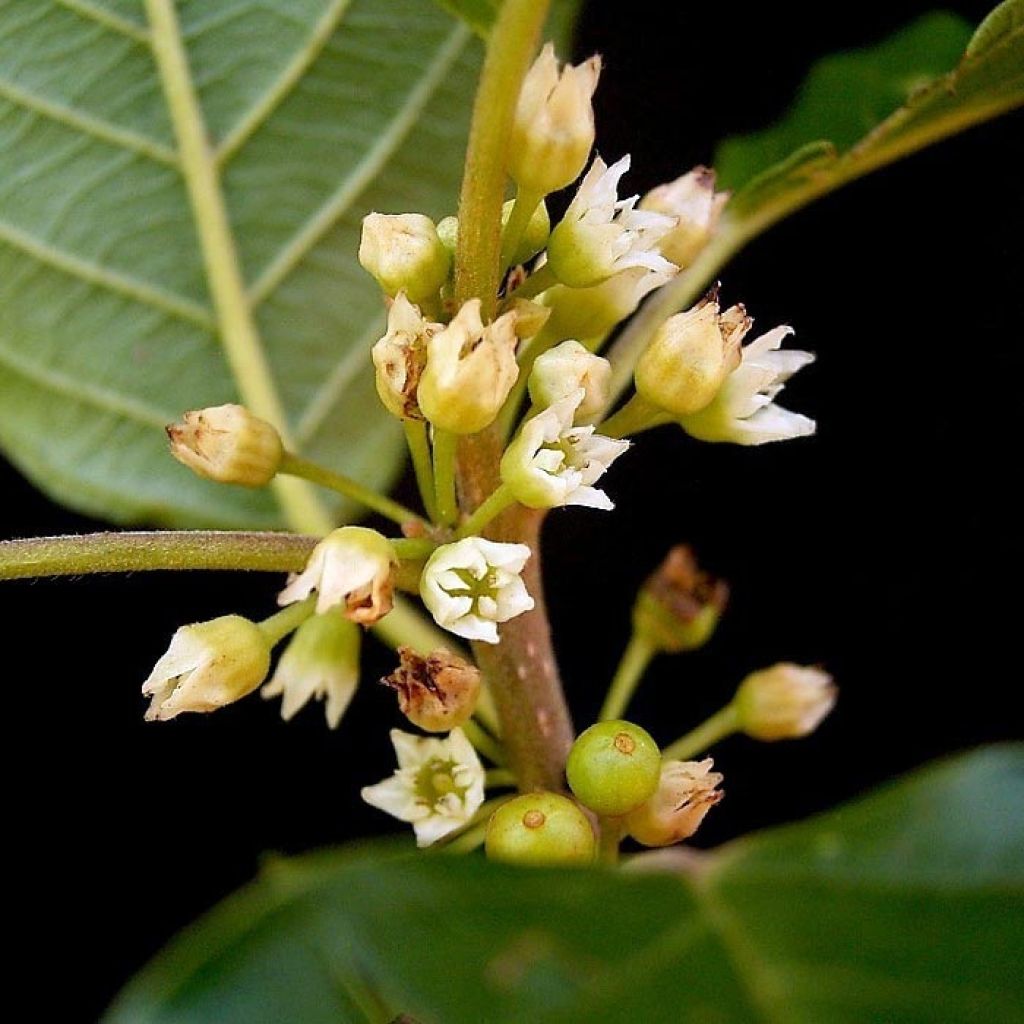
[451,0,551,314]
[0,531,317,579]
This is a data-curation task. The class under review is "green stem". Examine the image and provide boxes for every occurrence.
[0,531,317,580]
[600,395,672,440]
[598,817,622,866]
[403,419,437,521]
[462,718,506,767]
[662,704,740,761]
[485,768,517,789]
[432,429,460,526]
[500,187,542,268]
[391,538,438,561]
[280,452,426,529]
[506,261,557,301]
[452,0,551,314]
[497,320,562,438]
[599,633,656,722]
[145,0,330,536]
[456,484,516,539]
[258,596,315,646]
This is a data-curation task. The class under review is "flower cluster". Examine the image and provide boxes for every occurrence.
[144,38,830,858]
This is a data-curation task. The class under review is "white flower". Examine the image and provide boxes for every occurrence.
[278,526,397,625]
[361,727,486,847]
[734,663,836,740]
[546,156,678,287]
[420,537,534,644]
[501,391,630,510]
[166,404,283,486]
[529,339,612,424]
[626,758,724,847]
[142,615,270,722]
[261,613,360,728]
[640,166,730,268]
[679,325,816,445]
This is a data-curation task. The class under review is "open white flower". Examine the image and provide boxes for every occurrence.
[278,527,397,625]
[261,613,360,728]
[142,615,270,722]
[640,166,730,269]
[501,391,630,510]
[361,728,486,847]
[420,537,534,644]
[679,326,816,445]
[546,156,677,288]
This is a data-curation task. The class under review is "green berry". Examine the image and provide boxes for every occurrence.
[566,720,661,817]
[485,793,595,867]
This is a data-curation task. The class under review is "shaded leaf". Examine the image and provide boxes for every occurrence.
[434,0,499,36]
[106,746,1024,1023]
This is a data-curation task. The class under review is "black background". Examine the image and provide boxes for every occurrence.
[2,0,1021,1017]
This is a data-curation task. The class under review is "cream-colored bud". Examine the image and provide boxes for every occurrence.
[510,43,601,196]
[142,615,271,722]
[633,546,728,654]
[358,213,450,303]
[541,267,673,343]
[626,759,724,847]
[734,663,836,740]
[635,296,750,416]
[503,297,551,341]
[436,215,459,256]
[371,293,439,420]
[167,404,282,487]
[640,166,729,268]
[529,340,611,424]
[382,646,482,732]
[278,526,397,626]
[418,299,520,434]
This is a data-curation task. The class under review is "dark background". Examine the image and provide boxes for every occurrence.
[3,0,1021,1017]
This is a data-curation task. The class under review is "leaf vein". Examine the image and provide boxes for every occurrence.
[53,0,151,44]
[247,21,471,306]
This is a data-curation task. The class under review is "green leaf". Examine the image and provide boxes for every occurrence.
[715,12,974,190]
[0,0,483,529]
[607,0,1024,394]
[106,746,1024,1023]
[434,0,499,36]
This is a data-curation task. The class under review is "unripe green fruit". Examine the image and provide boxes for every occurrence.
[566,720,661,817]
[485,793,596,866]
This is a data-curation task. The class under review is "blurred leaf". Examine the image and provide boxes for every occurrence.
[715,12,973,190]
[106,745,1024,1023]
[0,0,484,528]
[434,0,499,36]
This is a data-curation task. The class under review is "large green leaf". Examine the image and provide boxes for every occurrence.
[106,745,1024,1023]
[608,0,1024,394]
[714,12,974,190]
[0,0,483,529]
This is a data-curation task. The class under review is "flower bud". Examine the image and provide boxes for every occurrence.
[278,526,397,625]
[142,614,270,721]
[546,156,677,288]
[529,339,611,424]
[358,212,450,303]
[436,214,459,256]
[625,758,724,847]
[541,267,673,343]
[640,166,729,268]
[634,296,749,416]
[381,646,481,732]
[502,198,551,266]
[486,793,596,866]
[167,404,282,487]
[418,299,520,434]
[371,293,439,420]
[633,546,728,654]
[503,297,551,341]
[509,44,601,197]
[566,720,661,817]
[734,663,836,740]
[261,612,360,728]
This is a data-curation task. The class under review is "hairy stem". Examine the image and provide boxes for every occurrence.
[0,531,317,579]
[452,0,550,314]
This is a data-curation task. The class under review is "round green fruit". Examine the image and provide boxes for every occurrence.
[485,792,596,866]
[566,720,661,816]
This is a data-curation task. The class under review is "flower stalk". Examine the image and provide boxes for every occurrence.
[662,704,739,761]
[599,632,657,722]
